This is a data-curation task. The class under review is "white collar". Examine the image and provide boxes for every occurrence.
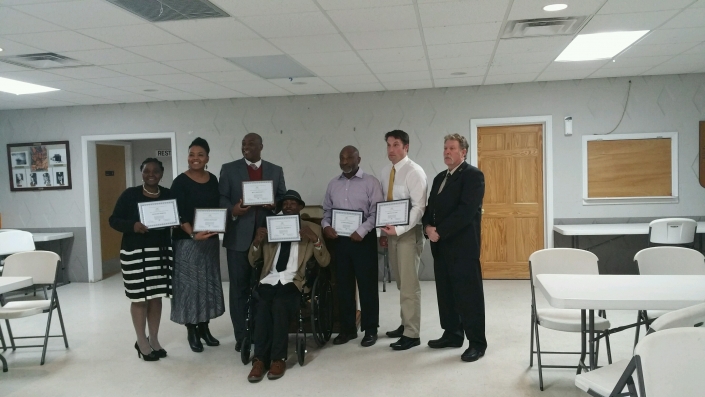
[245,158,262,168]
[392,155,410,170]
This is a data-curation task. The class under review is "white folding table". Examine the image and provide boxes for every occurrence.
[535,274,705,372]
[553,222,705,249]
[0,276,33,372]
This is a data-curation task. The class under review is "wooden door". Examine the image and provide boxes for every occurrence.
[97,144,126,261]
[478,124,544,279]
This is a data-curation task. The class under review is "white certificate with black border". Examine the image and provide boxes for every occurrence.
[375,199,410,227]
[332,209,363,237]
[266,215,301,242]
[138,199,180,229]
[193,208,227,233]
[242,180,275,206]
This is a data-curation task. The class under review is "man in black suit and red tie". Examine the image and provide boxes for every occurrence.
[422,133,487,362]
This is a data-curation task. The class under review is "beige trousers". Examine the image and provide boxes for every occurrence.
[388,224,424,338]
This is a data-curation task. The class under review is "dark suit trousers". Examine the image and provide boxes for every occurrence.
[253,282,299,363]
[433,247,487,351]
[226,249,252,342]
[335,232,379,334]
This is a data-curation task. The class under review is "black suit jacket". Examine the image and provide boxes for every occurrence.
[422,162,485,260]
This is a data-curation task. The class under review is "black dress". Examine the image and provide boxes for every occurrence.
[109,186,173,302]
[170,172,225,324]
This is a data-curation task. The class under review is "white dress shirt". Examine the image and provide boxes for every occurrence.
[258,242,300,286]
[244,158,262,169]
[379,156,428,236]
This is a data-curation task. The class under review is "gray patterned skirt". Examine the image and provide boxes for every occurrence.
[170,238,225,325]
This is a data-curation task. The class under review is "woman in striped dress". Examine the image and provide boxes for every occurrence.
[109,158,172,361]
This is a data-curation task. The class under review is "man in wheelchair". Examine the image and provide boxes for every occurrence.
[246,190,330,382]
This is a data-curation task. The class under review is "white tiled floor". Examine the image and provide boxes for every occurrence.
[0,276,640,396]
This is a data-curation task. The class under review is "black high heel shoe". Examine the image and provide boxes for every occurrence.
[134,342,160,361]
[147,337,167,358]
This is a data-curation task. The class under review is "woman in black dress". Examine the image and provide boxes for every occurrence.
[170,137,225,352]
[109,158,172,361]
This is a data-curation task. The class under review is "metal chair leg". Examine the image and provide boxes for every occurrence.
[534,321,544,391]
[605,331,613,364]
[5,320,15,350]
[54,295,69,347]
[633,311,643,348]
[529,309,535,367]
[41,303,55,365]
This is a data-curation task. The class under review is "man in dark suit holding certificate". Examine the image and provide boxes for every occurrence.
[220,132,287,352]
[422,133,487,362]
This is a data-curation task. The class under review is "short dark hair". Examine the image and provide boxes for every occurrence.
[189,137,210,155]
[140,158,164,172]
[384,129,409,146]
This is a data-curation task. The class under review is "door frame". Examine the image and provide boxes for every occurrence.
[470,116,554,249]
[95,141,132,264]
[82,132,177,282]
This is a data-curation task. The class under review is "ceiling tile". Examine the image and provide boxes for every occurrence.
[159,81,228,92]
[484,72,540,85]
[581,10,680,34]
[0,69,72,83]
[118,84,183,95]
[46,79,109,91]
[547,60,609,71]
[157,18,259,42]
[327,5,418,32]
[49,66,125,79]
[638,28,705,45]
[345,29,422,50]
[241,12,337,38]
[418,0,509,27]
[589,65,653,78]
[643,61,702,75]
[432,66,487,78]
[430,56,490,70]
[538,69,597,81]
[368,59,428,73]
[663,52,705,64]
[331,82,385,92]
[83,75,152,88]
[487,62,547,75]
[192,70,261,83]
[619,42,700,58]
[306,63,371,77]
[357,47,426,63]
[599,0,695,14]
[219,80,293,96]
[318,0,411,10]
[492,51,558,65]
[211,0,320,16]
[13,0,145,29]
[661,7,705,29]
[270,34,351,54]
[141,92,204,101]
[96,92,160,103]
[126,43,214,62]
[6,30,113,52]
[61,48,152,65]
[322,74,379,85]
[290,51,361,67]
[102,62,183,76]
[194,39,282,58]
[426,41,495,59]
[434,75,483,87]
[186,88,248,99]
[606,55,672,68]
[496,37,572,54]
[163,58,241,73]
[509,0,603,20]
[376,71,430,82]
[383,80,433,90]
[139,73,209,85]
[684,42,705,54]
[77,24,183,47]
[0,62,27,73]
[0,7,64,34]
[63,86,130,96]
[423,23,502,45]
[0,38,43,56]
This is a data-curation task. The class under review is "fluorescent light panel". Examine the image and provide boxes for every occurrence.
[544,4,567,12]
[556,31,649,62]
[0,77,59,95]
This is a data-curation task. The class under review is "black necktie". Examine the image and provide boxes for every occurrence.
[275,242,291,272]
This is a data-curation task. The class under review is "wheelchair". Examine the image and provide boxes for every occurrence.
[241,257,333,366]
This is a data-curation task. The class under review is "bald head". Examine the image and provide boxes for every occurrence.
[339,145,361,176]
[242,133,263,162]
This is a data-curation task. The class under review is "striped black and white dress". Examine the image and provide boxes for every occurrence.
[109,186,173,302]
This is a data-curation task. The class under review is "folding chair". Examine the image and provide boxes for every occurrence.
[648,218,696,248]
[0,230,36,274]
[0,251,69,366]
[529,248,612,391]
[633,247,705,346]
[575,302,705,396]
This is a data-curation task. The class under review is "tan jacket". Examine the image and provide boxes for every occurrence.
[248,220,330,291]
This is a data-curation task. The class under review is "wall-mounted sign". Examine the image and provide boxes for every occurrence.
[156,150,171,157]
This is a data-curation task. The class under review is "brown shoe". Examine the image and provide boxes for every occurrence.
[267,359,286,380]
[247,359,267,383]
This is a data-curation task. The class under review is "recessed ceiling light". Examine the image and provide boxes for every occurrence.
[555,31,649,62]
[543,4,567,11]
[0,77,59,95]
[292,81,306,85]
[451,72,466,76]
[144,89,158,92]
[0,48,3,52]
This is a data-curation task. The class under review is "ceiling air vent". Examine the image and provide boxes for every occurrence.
[106,0,229,22]
[502,16,587,39]
[226,55,316,80]
[0,53,91,69]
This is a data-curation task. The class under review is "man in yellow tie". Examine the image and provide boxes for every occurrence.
[379,130,428,350]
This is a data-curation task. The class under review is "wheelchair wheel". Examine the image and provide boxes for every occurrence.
[241,336,251,365]
[297,336,306,366]
[311,272,333,347]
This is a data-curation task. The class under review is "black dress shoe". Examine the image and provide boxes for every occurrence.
[360,332,377,347]
[186,324,204,353]
[235,340,243,352]
[461,347,485,362]
[386,325,404,338]
[333,333,358,345]
[428,334,464,349]
[390,336,420,351]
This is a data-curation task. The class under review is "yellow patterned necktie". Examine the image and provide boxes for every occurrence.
[387,167,395,201]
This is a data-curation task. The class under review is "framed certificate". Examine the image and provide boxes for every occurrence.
[332,209,363,237]
[242,180,275,206]
[193,208,227,233]
[138,199,180,229]
[375,199,410,227]
[266,215,301,243]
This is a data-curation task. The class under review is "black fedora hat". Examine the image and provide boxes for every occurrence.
[278,190,305,207]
